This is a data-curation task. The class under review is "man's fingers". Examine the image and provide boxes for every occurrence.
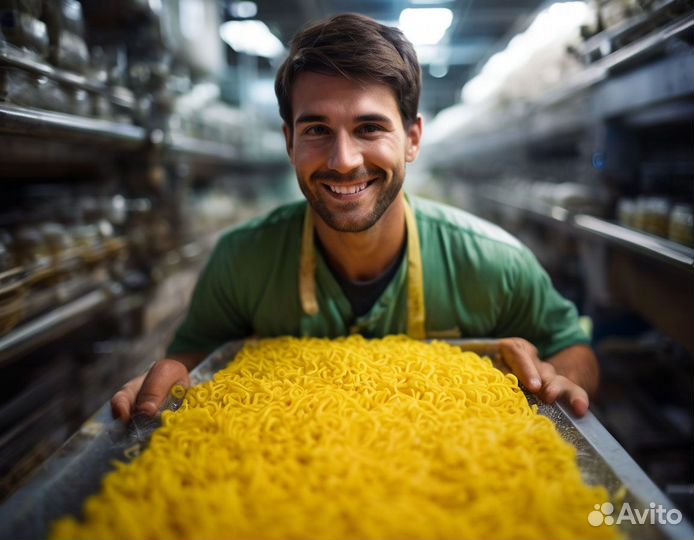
[539,375,590,418]
[565,383,590,417]
[111,373,146,423]
[110,360,190,424]
[570,395,589,417]
[497,339,591,417]
[134,360,190,417]
[499,338,542,392]
[111,393,132,423]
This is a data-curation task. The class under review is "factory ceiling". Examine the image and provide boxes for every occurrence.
[231,0,552,115]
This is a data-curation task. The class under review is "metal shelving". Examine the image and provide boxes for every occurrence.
[168,133,240,164]
[0,43,243,161]
[0,42,250,165]
[0,42,135,109]
[474,186,694,273]
[0,103,147,147]
[540,11,694,108]
[0,283,122,366]
[0,103,251,167]
[573,214,694,272]
[430,12,694,163]
[576,0,690,63]
[476,185,571,226]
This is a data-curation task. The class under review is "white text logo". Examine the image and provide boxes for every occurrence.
[588,502,683,527]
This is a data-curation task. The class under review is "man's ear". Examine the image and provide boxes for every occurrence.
[405,114,424,163]
[282,123,294,164]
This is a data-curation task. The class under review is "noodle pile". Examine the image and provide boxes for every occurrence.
[52,336,619,539]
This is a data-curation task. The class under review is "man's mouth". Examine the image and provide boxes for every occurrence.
[323,179,376,196]
[328,182,367,194]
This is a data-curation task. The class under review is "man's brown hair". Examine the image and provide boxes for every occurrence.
[274,13,421,129]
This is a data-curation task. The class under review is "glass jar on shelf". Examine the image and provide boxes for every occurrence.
[642,197,670,238]
[616,198,636,228]
[668,203,693,248]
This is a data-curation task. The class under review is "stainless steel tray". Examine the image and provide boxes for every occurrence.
[0,339,692,540]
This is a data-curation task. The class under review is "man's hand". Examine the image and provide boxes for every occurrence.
[111,359,190,423]
[498,338,598,417]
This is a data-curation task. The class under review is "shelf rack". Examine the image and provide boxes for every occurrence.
[0,284,121,366]
[475,186,693,273]
[0,103,147,147]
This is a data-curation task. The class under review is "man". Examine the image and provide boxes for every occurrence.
[112,13,598,423]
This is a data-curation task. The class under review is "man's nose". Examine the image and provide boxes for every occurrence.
[327,131,363,173]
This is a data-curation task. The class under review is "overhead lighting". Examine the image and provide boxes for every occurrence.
[219,20,285,58]
[398,8,453,45]
[462,1,589,104]
[179,0,204,40]
[429,64,449,78]
[230,1,257,19]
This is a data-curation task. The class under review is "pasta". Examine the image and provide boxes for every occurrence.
[51,336,620,539]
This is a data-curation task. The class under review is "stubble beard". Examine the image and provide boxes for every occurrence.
[298,167,404,233]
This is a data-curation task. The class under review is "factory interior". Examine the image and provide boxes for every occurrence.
[0,0,692,537]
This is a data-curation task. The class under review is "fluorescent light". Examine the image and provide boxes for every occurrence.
[399,8,453,45]
[180,0,205,40]
[219,20,285,58]
[462,1,589,104]
[230,1,257,19]
[429,64,449,78]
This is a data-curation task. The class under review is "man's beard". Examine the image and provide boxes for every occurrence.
[299,166,404,233]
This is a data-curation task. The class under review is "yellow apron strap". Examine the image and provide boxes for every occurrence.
[404,198,426,339]
[299,205,319,315]
[298,198,427,338]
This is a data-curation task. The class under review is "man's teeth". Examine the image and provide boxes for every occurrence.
[329,183,368,195]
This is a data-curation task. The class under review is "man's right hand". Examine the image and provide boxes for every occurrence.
[111,359,191,423]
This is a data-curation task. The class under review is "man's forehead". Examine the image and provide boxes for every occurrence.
[290,72,401,123]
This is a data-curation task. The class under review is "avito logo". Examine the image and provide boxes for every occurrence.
[588,501,683,527]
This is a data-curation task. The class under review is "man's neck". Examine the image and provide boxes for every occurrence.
[313,194,407,282]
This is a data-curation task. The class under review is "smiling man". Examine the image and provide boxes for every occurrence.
[112,13,599,423]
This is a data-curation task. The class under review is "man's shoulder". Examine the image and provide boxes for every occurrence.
[410,195,523,252]
[218,200,306,246]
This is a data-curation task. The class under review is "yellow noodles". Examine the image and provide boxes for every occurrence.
[51,336,620,539]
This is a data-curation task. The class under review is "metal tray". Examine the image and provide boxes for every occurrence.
[0,339,692,540]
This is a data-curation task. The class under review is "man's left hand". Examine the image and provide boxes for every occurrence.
[498,338,591,417]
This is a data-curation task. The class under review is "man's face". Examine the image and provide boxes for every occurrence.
[283,73,422,233]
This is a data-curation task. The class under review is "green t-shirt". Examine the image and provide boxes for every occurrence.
[168,196,589,358]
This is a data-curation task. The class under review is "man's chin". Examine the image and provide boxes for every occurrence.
[318,212,379,233]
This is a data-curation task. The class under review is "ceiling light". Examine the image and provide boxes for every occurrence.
[461,1,589,104]
[429,64,449,78]
[398,8,453,45]
[219,20,285,58]
[230,1,257,19]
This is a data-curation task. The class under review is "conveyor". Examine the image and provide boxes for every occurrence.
[0,340,691,540]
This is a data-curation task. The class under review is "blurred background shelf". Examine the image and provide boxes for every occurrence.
[0,104,146,146]
[0,284,118,366]
[473,185,693,272]
[0,41,134,109]
[573,214,694,272]
[167,133,240,164]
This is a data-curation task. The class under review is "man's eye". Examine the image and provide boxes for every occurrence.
[305,125,329,136]
[359,124,383,134]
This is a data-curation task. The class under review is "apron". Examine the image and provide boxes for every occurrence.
[298,198,426,339]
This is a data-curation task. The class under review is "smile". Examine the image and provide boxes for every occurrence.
[323,179,375,196]
[329,183,367,194]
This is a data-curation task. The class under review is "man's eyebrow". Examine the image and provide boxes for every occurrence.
[355,114,393,124]
[294,113,395,124]
[295,114,328,124]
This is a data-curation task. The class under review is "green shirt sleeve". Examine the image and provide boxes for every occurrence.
[495,246,590,358]
[166,233,252,356]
